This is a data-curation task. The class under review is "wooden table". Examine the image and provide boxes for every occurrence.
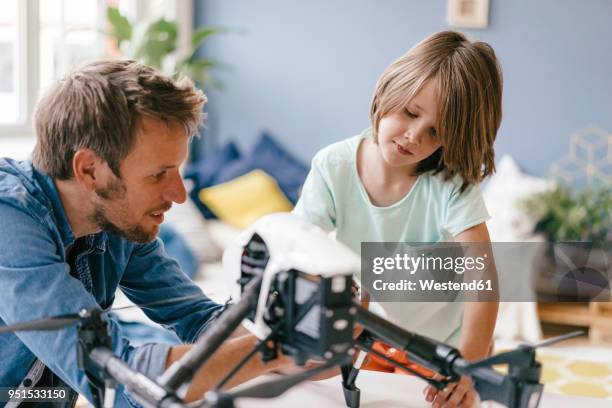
[233,371,611,408]
[538,302,612,343]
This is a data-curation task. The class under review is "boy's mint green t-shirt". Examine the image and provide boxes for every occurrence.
[293,130,490,345]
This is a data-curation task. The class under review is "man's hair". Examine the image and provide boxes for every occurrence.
[370,30,503,190]
[32,59,206,179]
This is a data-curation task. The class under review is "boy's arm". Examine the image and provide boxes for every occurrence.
[459,301,498,359]
[454,222,498,359]
[424,222,498,407]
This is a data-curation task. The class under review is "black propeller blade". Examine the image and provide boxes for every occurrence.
[0,293,223,335]
[0,314,81,334]
[464,330,585,370]
[224,359,343,400]
[530,330,584,348]
[112,293,206,311]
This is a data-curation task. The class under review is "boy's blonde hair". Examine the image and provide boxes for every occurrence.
[370,30,502,190]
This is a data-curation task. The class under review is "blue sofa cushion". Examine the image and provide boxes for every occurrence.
[215,133,309,204]
[184,141,241,218]
[158,224,199,279]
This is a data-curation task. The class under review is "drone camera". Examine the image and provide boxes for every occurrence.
[239,233,355,363]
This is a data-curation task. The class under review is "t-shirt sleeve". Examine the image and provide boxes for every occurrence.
[292,152,337,232]
[444,181,490,237]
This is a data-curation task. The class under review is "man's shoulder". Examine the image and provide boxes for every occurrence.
[0,158,49,218]
[0,158,35,187]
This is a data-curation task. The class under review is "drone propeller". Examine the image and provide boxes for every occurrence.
[0,314,82,334]
[464,330,584,370]
[111,293,209,312]
[530,330,584,348]
[206,358,344,404]
[0,293,211,335]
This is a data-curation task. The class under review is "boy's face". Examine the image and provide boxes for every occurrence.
[90,116,189,243]
[377,79,442,171]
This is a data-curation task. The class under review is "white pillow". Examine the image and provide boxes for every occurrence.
[163,198,224,262]
[484,156,551,342]
[483,155,553,242]
[205,220,242,252]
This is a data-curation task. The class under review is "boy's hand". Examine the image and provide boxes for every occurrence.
[352,282,370,338]
[423,375,476,408]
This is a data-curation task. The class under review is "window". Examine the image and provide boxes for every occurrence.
[39,0,105,98]
[0,0,191,140]
[0,0,24,126]
[0,0,104,137]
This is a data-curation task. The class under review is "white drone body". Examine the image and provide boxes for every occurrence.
[222,213,360,340]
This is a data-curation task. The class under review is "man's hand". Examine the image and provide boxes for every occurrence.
[167,334,294,402]
[423,375,476,408]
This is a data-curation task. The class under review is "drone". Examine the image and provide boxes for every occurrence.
[0,213,582,408]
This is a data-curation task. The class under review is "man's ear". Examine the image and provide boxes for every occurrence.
[72,149,104,191]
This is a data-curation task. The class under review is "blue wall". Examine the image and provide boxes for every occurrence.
[194,0,612,177]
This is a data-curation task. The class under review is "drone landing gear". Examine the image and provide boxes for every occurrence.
[341,363,360,408]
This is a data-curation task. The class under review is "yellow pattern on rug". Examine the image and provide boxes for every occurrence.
[494,348,612,399]
[537,352,612,399]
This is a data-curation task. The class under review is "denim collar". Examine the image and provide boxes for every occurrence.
[85,232,108,254]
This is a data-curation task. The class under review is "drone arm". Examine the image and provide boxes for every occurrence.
[354,304,460,377]
[89,347,184,408]
[451,358,507,402]
[157,274,265,393]
[353,303,543,408]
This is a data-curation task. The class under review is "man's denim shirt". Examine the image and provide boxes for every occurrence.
[0,158,223,406]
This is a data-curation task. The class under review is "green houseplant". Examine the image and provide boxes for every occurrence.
[520,185,611,242]
[106,6,223,87]
[521,186,611,301]
[105,6,229,159]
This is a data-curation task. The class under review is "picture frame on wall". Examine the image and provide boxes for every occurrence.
[446,0,490,29]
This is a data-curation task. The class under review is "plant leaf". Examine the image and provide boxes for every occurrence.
[521,185,611,241]
[177,57,219,84]
[191,27,222,49]
[188,58,218,71]
[135,19,178,69]
[106,6,132,44]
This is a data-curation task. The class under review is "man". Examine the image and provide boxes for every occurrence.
[0,60,291,407]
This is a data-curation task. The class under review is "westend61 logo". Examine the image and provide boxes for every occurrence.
[360,242,612,303]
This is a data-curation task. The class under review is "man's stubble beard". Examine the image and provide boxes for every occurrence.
[91,176,155,244]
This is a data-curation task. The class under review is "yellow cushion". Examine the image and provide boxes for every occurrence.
[198,169,293,229]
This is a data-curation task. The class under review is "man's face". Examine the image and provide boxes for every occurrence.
[91,116,189,243]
